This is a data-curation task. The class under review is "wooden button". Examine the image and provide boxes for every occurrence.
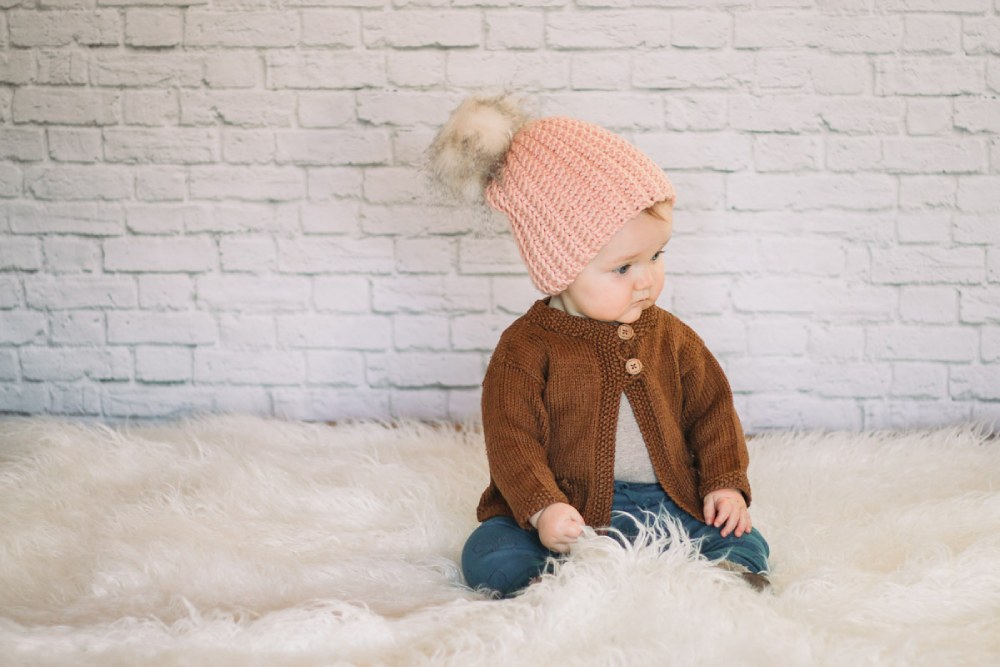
[625,358,643,375]
[617,324,635,340]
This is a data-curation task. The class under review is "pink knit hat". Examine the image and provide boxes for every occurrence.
[428,96,675,295]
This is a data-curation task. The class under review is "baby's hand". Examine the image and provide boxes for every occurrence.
[534,502,585,553]
[703,488,752,538]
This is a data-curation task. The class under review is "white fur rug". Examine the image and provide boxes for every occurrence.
[1,417,998,666]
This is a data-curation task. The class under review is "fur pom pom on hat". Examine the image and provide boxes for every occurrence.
[428,95,675,295]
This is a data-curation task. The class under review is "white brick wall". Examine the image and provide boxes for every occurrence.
[1,1,998,430]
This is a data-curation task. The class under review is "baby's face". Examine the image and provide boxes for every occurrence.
[559,206,673,324]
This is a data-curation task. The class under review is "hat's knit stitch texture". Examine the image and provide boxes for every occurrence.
[485,117,675,295]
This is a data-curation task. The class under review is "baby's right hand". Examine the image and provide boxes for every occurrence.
[534,502,585,553]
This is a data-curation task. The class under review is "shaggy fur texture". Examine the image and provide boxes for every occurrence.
[1,417,998,666]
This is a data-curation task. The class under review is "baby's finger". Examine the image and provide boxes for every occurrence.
[703,497,716,525]
[720,510,740,538]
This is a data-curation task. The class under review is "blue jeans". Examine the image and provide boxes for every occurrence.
[462,481,770,597]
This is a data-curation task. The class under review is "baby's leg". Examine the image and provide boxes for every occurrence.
[658,496,770,575]
[461,516,558,597]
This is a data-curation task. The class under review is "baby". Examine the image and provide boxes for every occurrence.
[428,95,770,597]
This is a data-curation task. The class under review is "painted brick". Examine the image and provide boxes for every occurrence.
[876,0,987,11]
[21,347,131,382]
[126,9,183,47]
[200,204,298,234]
[538,93,663,130]
[486,11,544,50]
[105,128,219,164]
[396,237,453,274]
[198,275,310,311]
[194,350,305,385]
[91,53,202,88]
[189,167,305,201]
[298,92,356,128]
[732,277,835,314]
[905,98,952,136]
[43,236,100,273]
[104,237,216,273]
[220,236,276,272]
[637,133,751,172]
[222,130,275,165]
[954,98,1000,134]
[204,51,260,89]
[754,136,821,172]
[308,168,364,201]
[394,315,450,351]
[571,54,631,91]
[633,53,752,90]
[951,365,1000,400]
[1,129,44,161]
[728,174,896,211]
[126,205,209,235]
[448,53,570,90]
[899,286,957,324]
[102,386,214,420]
[957,176,1000,212]
[818,98,904,135]
[760,238,846,276]
[358,91,462,127]
[26,276,136,309]
[136,347,191,383]
[875,57,984,95]
[747,319,809,356]
[361,204,472,236]
[0,351,17,381]
[899,176,956,210]
[25,166,132,201]
[277,237,394,274]
[663,95,727,131]
[372,275,490,314]
[301,201,361,234]
[180,91,297,128]
[9,10,121,47]
[363,11,482,48]
[0,278,18,309]
[459,237,524,275]
[891,362,947,399]
[35,50,87,86]
[314,276,372,313]
[265,51,385,89]
[963,18,1000,55]
[380,352,482,388]
[123,91,179,127]
[138,275,194,309]
[960,287,1000,323]
[902,14,960,54]
[276,130,391,166]
[983,327,1000,362]
[273,388,389,422]
[136,168,187,202]
[278,314,390,349]
[0,384,50,414]
[301,10,361,48]
[808,325,866,361]
[9,202,124,236]
[0,311,46,344]
[219,314,276,347]
[672,11,730,48]
[185,12,299,48]
[896,212,952,244]
[307,351,365,386]
[0,238,42,270]
[0,50,34,85]
[882,138,986,174]
[867,326,978,362]
[13,88,119,125]
[670,277,730,315]
[108,311,216,344]
[666,237,760,275]
[50,311,104,345]
[872,247,984,285]
[955,214,1000,244]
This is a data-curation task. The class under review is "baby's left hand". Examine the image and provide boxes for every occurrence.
[703,488,752,538]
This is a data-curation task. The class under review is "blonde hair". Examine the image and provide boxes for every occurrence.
[644,200,674,221]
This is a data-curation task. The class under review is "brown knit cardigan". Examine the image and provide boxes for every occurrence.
[478,299,751,529]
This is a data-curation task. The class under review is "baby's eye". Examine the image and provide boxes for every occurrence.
[652,251,664,261]
[614,264,631,275]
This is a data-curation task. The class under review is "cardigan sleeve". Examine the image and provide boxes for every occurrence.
[675,322,752,505]
[480,356,569,528]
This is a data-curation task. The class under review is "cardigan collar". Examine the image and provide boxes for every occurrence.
[524,298,659,343]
